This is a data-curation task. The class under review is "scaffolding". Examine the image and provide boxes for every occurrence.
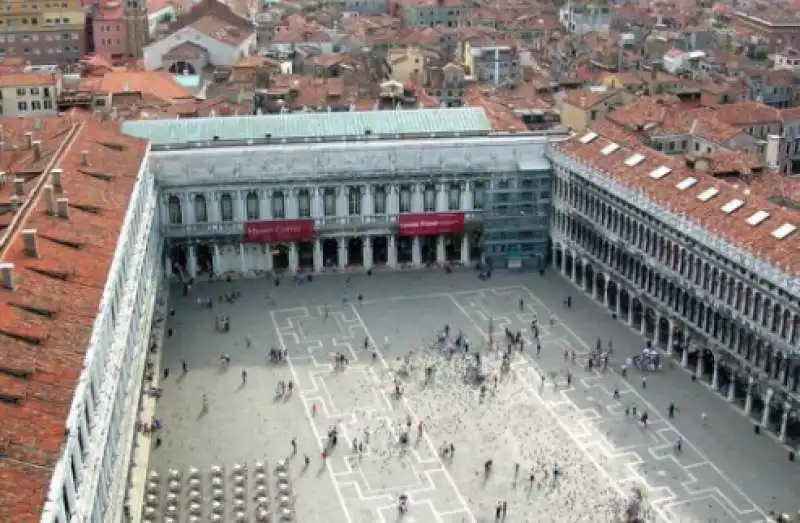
[481,166,552,271]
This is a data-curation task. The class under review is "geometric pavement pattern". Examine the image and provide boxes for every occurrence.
[148,277,774,523]
[270,286,770,523]
[449,286,770,523]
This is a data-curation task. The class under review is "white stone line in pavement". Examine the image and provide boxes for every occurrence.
[461,288,769,521]
[508,284,772,522]
[268,309,355,523]
[446,292,668,523]
[347,302,478,523]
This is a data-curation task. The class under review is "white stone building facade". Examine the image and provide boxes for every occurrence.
[152,135,554,279]
[547,145,800,443]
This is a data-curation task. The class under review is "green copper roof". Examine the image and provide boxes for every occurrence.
[121,108,492,145]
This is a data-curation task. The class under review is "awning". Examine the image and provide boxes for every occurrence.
[398,213,465,236]
[245,219,314,243]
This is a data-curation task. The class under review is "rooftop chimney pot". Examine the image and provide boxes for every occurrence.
[22,229,39,258]
[57,197,70,219]
[0,262,14,290]
[44,185,56,215]
[51,168,62,188]
[14,177,25,197]
[32,140,42,162]
[80,150,89,166]
[25,131,33,149]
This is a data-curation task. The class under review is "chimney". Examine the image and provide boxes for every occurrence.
[0,262,14,290]
[57,197,70,219]
[22,229,39,258]
[44,185,57,215]
[14,178,25,197]
[10,195,20,211]
[51,168,62,189]
[80,150,89,166]
[25,131,33,149]
[32,141,42,162]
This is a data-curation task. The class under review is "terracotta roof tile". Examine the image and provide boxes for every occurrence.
[0,119,149,523]
[557,134,800,276]
[0,73,59,89]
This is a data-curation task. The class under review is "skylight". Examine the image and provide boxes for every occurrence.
[746,210,770,226]
[579,131,598,144]
[649,166,672,179]
[771,223,797,240]
[676,177,697,191]
[697,187,719,202]
[720,199,744,214]
[601,143,620,156]
[624,153,646,166]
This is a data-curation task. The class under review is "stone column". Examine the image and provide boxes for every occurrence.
[362,186,373,220]
[313,239,323,273]
[312,188,323,219]
[461,181,473,211]
[240,243,247,275]
[761,388,775,427]
[337,187,348,219]
[744,376,755,415]
[388,185,399,215]
[388,235,398,269]
[681,344,689,368]
[436,235,446,264]
[363,236,373,270]
[640,312,647,336]
[779,363,788,385]
[412,236,422,267]
[461,235,471,265]
[727,378,735,401]
[695,351,704,380]
[437,183,448,212]
[779,403,790,442]
[213,244,223,274]
[602,279,609,308]
[289,243,299,273]
[412,184,423,213]
[711,358,720,390]
[338,238,348,269]
[165,254,173,280]
[265,245,274,273]
[761,387,774,427]
[666,321,674,356]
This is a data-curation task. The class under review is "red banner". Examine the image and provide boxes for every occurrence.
[398,212,465,237]
[245,219,314,243]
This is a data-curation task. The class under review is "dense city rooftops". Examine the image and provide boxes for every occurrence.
[120,108,495,146]
[0,117,149,523]
[555,132,800,279]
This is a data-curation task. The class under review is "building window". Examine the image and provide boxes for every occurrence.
[62,485,73,521]
[323,188,336,217]
[31,100,41,110]
[16,87,25,96]
[473,182,486,210]
[30,87,39,95]
[272,191,285,219]
[44,100,53,110]
[168,195,182,224]
[219,193,233,222]
[373,186,386,214]
[194,194,207,222]
[17,101,27,111]
[246,191,259,220]
[399,185,411,213]
[298,189,311,218]
[448,183,460,211]
[348,186,361,216]
[423,183,436,212]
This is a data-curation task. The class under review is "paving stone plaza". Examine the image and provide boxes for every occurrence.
[145,270,800,523]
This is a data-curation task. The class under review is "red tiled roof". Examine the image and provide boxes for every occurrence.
[0,118,149,523]
[557,133,800,276]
